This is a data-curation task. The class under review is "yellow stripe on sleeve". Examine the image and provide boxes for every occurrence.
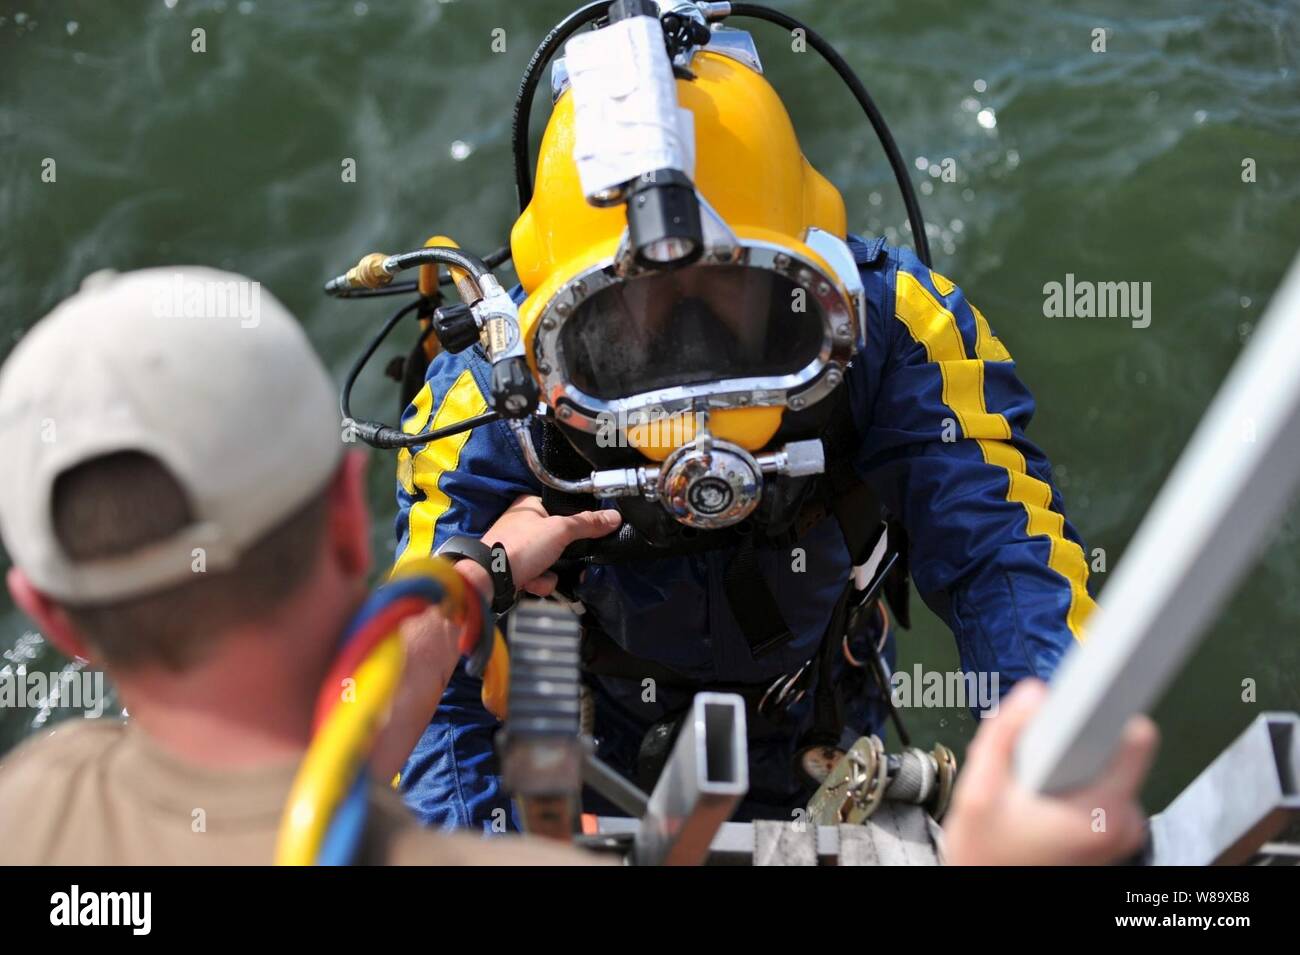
[975,439,1097,641]
[893,269,1095,641]
[971,304,1012,362]
[395,369,488,571]
[397,382,435,496]
[894,272,1012,440]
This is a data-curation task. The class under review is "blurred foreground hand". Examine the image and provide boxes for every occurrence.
[370,606,463,782]
[943,679,1158,866]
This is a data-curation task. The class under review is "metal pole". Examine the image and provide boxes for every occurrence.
[634,692,748,865]
[1015,251,1300,793]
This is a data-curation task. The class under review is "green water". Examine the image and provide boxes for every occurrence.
[1,0,1298,810]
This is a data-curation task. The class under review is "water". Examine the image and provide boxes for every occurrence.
[1,0,1298,808]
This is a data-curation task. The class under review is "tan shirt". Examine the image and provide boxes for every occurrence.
[0,719,596,866]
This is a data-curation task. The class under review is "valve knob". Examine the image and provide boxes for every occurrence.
[491,357,539,419]
[432,302,480,354]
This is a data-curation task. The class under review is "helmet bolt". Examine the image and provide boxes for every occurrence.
[558,405,572,419]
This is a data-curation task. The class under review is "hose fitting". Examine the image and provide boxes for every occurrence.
[325,252,396,295]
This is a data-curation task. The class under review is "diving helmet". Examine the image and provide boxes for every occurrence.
[511,0,864,539]
[324,0,930,550]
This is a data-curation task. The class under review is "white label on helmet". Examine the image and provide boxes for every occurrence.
[564,15,696,199]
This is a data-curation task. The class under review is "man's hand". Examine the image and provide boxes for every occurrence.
[373,497,619,779]
[455,494,622,602]
[943,679,1158,866]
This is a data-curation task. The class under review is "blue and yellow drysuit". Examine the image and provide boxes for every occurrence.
[393,235,1096,830]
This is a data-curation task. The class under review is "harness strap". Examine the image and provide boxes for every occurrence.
[805,583,856,749]
[580,624,696,689]
[723,537,796,659]
[581,623,789,703]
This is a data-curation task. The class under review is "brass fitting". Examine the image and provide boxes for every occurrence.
[345,252,394,290]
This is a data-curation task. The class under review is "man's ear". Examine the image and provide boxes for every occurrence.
[329,450,372,579]
[6,567,93,662]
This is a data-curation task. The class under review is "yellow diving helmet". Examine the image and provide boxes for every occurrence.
[324,0,930,551]
[508,0,865,538]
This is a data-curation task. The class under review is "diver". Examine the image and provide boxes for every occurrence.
[344,1,1099,829]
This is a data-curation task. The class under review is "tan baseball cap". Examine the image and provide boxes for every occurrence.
[0,266,343,603]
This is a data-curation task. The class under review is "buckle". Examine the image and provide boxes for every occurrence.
[757,660,812,718]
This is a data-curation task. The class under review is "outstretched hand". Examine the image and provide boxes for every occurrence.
[458,494,623,601]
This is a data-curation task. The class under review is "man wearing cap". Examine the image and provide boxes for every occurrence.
[0,267,608,865]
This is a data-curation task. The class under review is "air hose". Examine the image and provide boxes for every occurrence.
[726,2,931,266]
[274,557,507,866]
[324,246,492,297]
[330,246,506,449]
[512,0,611,209]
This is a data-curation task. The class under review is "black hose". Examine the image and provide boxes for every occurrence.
[435,242,511,287]
[340,298,426,425]
[339,295,503,450]
[359,409,505,450]
[330,247,512,296]
[727,3,931,266]
[331,280,421,299]
[385,246,492,281]
[418,244,512,289]
[325,246,494,298]
[406,410,502,448]
[482,243,513,269]
[511,0,610,210]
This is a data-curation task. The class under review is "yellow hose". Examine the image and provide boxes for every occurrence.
[275,633,405,866]
[480,629,511,720]
[275,556,510,864]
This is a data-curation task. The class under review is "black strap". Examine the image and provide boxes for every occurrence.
[828,479,885,566]
[581,624,776,701]
[722,537,796,659]
[805,583,856,749]
[435,535,517,615]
